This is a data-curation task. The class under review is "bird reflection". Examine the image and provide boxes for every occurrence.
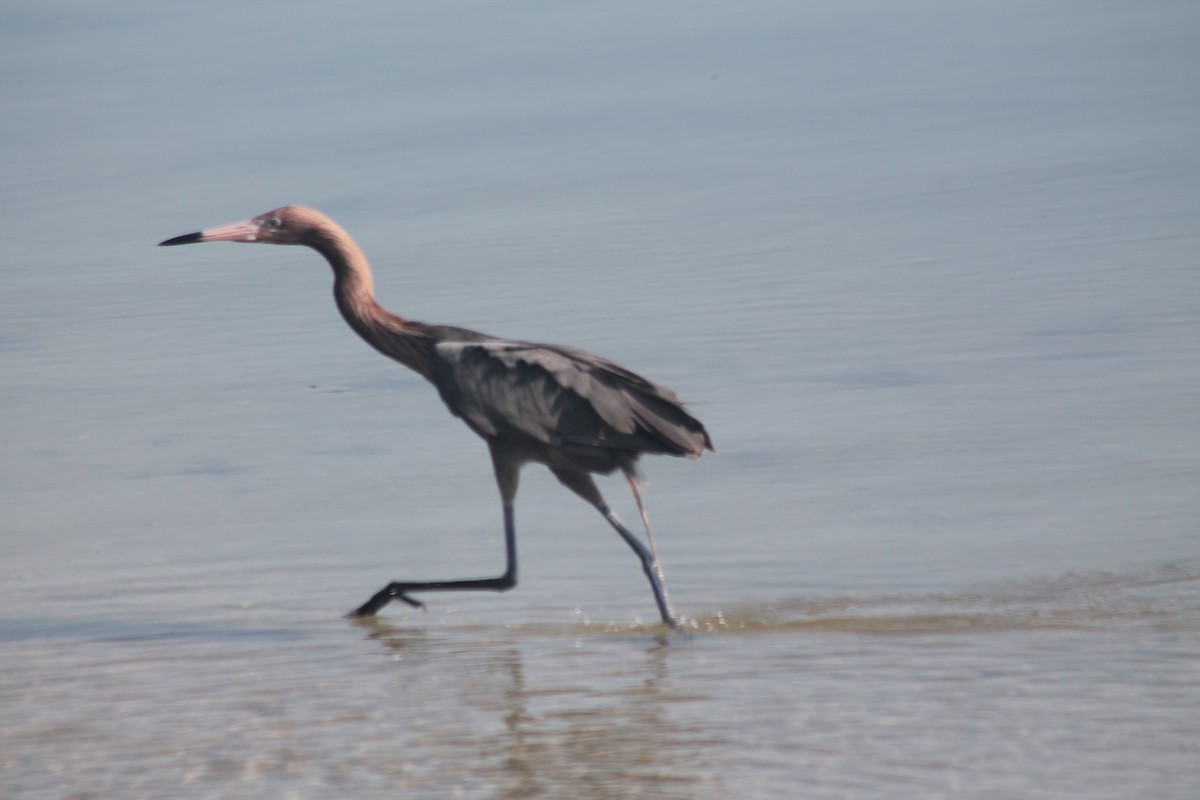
[361,621,722,797]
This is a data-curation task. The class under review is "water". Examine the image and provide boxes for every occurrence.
[2,1,1198,797]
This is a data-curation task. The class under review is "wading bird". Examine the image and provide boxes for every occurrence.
[160,206,712,627]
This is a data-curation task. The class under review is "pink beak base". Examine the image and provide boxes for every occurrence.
[159,218,258,246]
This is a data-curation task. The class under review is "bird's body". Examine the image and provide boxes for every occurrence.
[160,205,711,627]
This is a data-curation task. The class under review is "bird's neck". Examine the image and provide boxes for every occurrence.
[315,235,435,382]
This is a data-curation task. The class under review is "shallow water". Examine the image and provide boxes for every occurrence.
[3,1,1199,797]
[3,564,1198,798]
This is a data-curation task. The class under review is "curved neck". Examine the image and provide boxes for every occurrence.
[315,233,373,296]
[311,232,434,381]
[316,234,375,323]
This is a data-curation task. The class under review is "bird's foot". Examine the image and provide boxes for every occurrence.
[391,587,425,609]
[347,582,425,617]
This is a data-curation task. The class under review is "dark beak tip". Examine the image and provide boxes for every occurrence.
[158,231,203,247]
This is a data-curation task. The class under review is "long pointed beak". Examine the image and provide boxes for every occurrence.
[158,231,203,246]
[159,218,259,246]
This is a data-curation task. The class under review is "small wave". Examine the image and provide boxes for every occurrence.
[684,561,1200,635]
[348,561,1200,640]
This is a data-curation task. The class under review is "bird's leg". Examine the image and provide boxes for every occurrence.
[625,473,664,577]
[349,504,519,617]
[551,469,680,629]
[601,508,678,629]
[349,445,521,617]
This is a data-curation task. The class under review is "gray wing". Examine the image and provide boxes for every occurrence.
[429,340,711,457]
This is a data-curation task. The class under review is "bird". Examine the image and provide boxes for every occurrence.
[159,205,712,627]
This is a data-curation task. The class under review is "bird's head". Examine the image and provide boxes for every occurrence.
[159,205,332,247]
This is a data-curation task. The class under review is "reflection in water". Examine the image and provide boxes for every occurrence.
[1,563,1195,797]
[343,562,1200,797]
[362,624,722,798]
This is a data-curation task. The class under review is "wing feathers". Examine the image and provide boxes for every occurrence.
[430,340,711,458]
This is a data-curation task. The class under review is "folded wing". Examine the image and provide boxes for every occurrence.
[429,339,712,459]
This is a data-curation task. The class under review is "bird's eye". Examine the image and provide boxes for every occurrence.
[266,217,282,229]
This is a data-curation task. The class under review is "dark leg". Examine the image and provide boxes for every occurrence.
[349,443,521,617]
[349,505,517,616]
[551,468,680,628]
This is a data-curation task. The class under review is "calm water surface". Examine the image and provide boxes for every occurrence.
[2,2,1198,797]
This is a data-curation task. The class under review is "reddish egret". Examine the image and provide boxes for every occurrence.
[160,205,712,627]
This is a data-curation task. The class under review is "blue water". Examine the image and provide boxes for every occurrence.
[2,2,1198,797]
